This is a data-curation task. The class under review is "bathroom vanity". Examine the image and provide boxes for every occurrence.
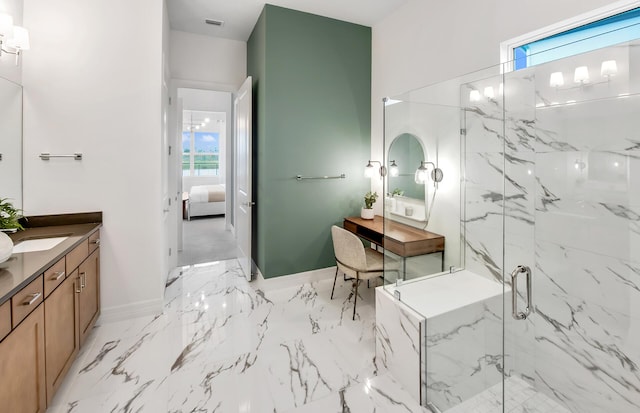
[0,212,102,412]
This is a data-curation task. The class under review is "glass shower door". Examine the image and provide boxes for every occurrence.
[502,37,640,413]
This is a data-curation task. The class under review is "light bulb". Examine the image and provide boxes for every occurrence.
[549,72,564,88]
[469,90,481,102]
[574,66,589,84]
[364,163,375,178]
[601,60,617,78]
[389,161,399,177]
[414,162,428,184]
[0,13,13,37]
[483,87,495,99]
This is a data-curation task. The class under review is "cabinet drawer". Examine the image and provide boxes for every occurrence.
[0,300,10,341]
[43,257,66,298]
[88,231,100,254]
[66,239,88,273]
[12,275,44,328]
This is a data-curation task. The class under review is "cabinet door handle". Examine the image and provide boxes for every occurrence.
[90,239,100,246]
[75,277,81,294]
[80,272,86,289]
[22,292,42,306]
[52,271,66,281]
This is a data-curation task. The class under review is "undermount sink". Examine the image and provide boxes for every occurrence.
[13,236,69,253]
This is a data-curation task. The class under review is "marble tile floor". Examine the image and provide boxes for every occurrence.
[442,377,570,413]
[46,259,430,413]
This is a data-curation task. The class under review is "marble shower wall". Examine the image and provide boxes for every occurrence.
[375,287,426,405]
[501,42,640,412]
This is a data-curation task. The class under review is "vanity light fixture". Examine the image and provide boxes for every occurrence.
[364,160,386,178]
[469,90,481,102]
[483,86,495,99]
[0,13,29,65]
[389,160,399,177]
[414,161,444,185]
[574,66,590,84]
[549,72,564,88]
[601,60,617,78]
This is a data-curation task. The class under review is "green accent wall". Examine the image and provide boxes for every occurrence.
[247,5,372,278]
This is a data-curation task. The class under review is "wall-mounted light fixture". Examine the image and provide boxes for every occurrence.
[0,13,29,65]
[549,72,565,88]
[364,160,386,178]
[548,59,618,93]
[573,66,590,84]
[600,60,617,78]
[414,161,444,185]
[388,160,399,177]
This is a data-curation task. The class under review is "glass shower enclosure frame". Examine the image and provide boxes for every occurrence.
[381,33,640,413]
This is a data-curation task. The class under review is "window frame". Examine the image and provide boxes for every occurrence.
[182,131,221,177]
[500,0,640,72]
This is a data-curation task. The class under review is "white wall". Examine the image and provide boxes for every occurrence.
[371,0,619,268]
[168,29,246,235]
[22,0,165,320]
[170,29,246,91]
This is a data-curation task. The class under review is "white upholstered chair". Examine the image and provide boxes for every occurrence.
[330,225,384,320]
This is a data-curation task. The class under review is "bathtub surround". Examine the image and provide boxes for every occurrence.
[247,5,371,279]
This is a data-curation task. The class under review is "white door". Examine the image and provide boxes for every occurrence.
[161,78,171,282]
[176,98,184,253]
[235,77,253,281]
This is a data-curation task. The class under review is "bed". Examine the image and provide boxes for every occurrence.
[188,184,226,219]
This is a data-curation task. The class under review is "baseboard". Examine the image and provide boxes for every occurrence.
[98,298,164,324]
[253,265,337,290]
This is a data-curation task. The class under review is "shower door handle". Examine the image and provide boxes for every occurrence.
[511,265,532,320]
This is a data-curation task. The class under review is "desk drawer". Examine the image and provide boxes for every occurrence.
[12,275,44,328]
[0,300,10,341]
[66,240,89,272]
[44,257,66,298]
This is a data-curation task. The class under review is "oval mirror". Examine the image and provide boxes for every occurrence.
[387,133,425,201]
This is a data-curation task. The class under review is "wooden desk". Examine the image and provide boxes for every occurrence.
[343,215,445,272]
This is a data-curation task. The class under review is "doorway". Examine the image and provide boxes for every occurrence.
[174,88,237,266]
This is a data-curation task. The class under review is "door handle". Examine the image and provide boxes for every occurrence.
[80,272,87,289]
[244,202,255,207]
[511,265,532,320]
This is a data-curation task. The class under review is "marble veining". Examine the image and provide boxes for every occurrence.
[46,259,426,413]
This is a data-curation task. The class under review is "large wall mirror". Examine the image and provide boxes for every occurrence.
[387,133,425,201]
[0,76,23,209]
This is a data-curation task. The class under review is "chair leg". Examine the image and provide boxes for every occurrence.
[353,274,359,320]
[331,267,338,299]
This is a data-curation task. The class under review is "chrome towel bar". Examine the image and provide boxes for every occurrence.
[39,152,83,160]
[295,174,345,181]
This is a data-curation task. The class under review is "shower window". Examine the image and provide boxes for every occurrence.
[503,2,640,71]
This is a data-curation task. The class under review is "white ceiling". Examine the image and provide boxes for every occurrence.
[166,0,408,41]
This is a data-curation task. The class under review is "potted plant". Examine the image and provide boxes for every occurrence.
[361,191,378,220]
[0,198,23,264]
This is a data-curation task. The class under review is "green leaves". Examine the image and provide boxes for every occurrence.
[0,198,23,231]
[364,191,378,209]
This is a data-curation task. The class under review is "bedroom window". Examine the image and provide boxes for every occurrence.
[501,1,640,71]
[182,131,220,176]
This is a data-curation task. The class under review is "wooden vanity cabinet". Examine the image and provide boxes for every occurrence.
[44,269,80,405]
[78,249,100,346]
[0,228,100,410]
[0,305,46,413]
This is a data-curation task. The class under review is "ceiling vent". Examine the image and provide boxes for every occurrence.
[205,19,224,27]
